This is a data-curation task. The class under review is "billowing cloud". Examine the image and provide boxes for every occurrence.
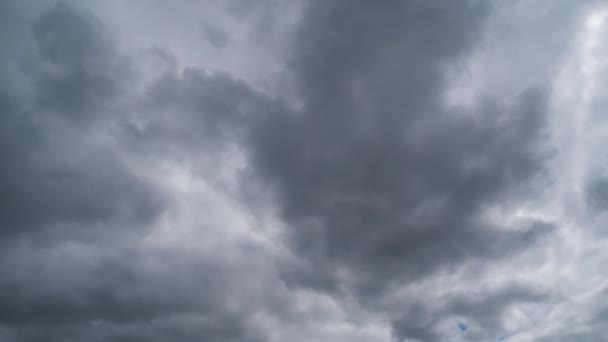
[0,3,164,241]
[248,2,554,339]
[1,1,607,342]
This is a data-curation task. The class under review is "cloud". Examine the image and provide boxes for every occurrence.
[0,3,274,341]
[1,1,607,341]
[0,3,164,241]
[246,2,556,340]
[0,236,273,342]
[391,283,550,341]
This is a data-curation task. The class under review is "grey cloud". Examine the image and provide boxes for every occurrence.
[0,3,164,240]
[249,0,551,294]
[0,241,268,342]
[203,26,231,48]
[29,2,129,123]
[32,2,113,71]
[0,95,162,241]
[1,0,600,341]
[245,1,558,340]
[392,283,550,342]
[126,67,275,155]
[537,287,608,342]
[585,177,608,212]
[0,3,281,342]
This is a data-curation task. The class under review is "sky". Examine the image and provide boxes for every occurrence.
[1,1,608,341]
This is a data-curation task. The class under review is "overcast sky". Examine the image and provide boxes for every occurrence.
[1,1,608,341]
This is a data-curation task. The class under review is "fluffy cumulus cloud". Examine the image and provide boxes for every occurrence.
[1,1,607,341]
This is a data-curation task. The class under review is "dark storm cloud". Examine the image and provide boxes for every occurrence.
[29,2,128,123]
[0,3,163,239]
[0,3,283,342]
[32,3,112,70]
[125,64,279,160]
[247,0,554,339]
[1,0,588,341]
[251,0,550,286]
[0,242,268,342]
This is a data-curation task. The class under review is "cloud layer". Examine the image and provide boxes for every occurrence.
[1,1,607,341]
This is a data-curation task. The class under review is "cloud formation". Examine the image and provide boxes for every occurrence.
[1,1,607,341]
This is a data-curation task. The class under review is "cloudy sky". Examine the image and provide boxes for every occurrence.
[1,1,608,341]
